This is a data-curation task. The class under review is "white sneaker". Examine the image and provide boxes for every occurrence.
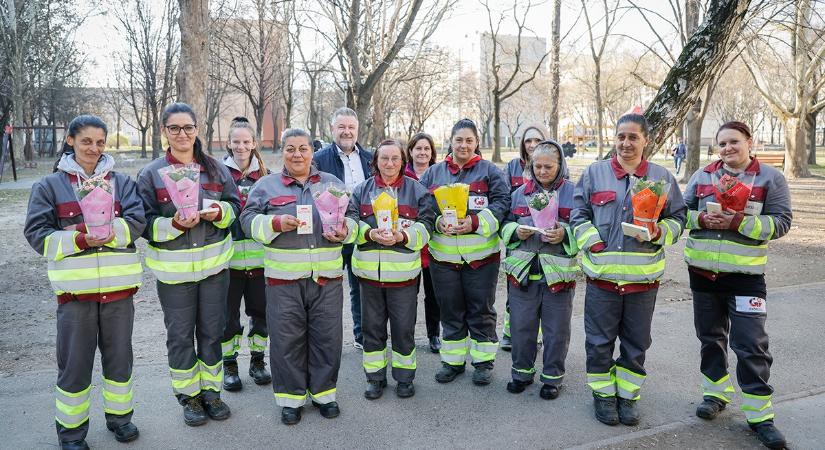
[353,341,363,350]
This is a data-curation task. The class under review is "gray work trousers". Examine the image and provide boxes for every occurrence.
[360,281,418,383]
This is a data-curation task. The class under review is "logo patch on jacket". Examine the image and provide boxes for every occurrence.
[735,296,766,313]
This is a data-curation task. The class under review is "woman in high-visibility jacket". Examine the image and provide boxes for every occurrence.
[570,113,685,427]
[24,115,145,450]
[418,118,510,386]
[501,141,578,400]
[683,121,792,449]
[220,117,272,391]
[347,139,434,400]
[136,103,240,427]
[403,132,441,353]
[240,128,357,426]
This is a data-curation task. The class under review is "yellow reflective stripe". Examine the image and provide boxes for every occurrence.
[686,209,702,229]
[587,366,616,397]
[429,232,500,263]
[309,388,336,403]
[146,236,234,284]
[44,231,81,261]
[199,359,223,392]
[440,337,469,365]
[391,349,416,370]
[263,246,343,280]
[615,366,646,400]
[652,218,682,246]
[102,376,134,414]
[248,334,267,352]
[574,222,602,251]
[363,348,389,372]
[738,215,774,241]
[500,221,519,248]
[343,217,358,244]
[103,218,132,249]
[469,339,498,363]
[475,208,499,237]
[357,221,371,245]
[741,392,775,423]
[581,250,665,283]
[513,366,536,374]
[403,222,429,252]
[152,217,184,242]
[684,237,768,274]
[251,214,280,244]
[55,384,92,428]
[274,391,308,408]
[170,361,201,396]
[230,239,265,269]
[538,253,580,284]
[222,335,241,357]
[213,201,235,229]
[702,374,734,404]
[46,251,143,295]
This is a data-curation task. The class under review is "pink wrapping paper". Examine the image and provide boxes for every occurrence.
[529,198,558,230]
[77,178,115,239]
[313,186,350,234]
[158,164,201,219]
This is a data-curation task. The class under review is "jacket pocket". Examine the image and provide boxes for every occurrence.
[360,204,374,218]
[469,180,489,194]
[398,205,418,219]
[512,206,530,217]
[56,202,82,218]
[695,184,715,199]
[590,191,616,206]
[156,188,171,204]
[269,195,297,206]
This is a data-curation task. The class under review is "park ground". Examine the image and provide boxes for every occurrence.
[0,149,824,449]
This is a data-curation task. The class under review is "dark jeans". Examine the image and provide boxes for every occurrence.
[342,244,362,343]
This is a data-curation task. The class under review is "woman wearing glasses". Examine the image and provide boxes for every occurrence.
[136,103,241,427]
[346,139,434,400]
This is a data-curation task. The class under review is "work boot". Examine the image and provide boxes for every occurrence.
[429,336,442,353]
[696,397,726,420]
[472,365,493,386]
[750,422,787,449]
[318,401,340,419]
[281,407,302,425]
[506,379,532,394]
[182,396,208,426]
[249,354,272,385]
[593,394,619,426]
[500,334,512,352]
[617,397,640,426]
[540,384,560,400]
[396,382,415,398]
[223,360,242,391]
[60,440,89,450]
[203,397,231,420]
[364,380,387,400]
[434,363,465,383]
[107,421,139,443]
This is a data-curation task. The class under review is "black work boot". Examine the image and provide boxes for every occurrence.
[202,397,231,420]
[223,360,242,391]
[182,396,208,426]
[540,384,560,400]
[472,364,494,386]
[696,397,726,420]
[593,394,619,426]
[107,421,139,442]
[617,397,641,426]
[396,382,415,398]
[500,334,512,352]
[60,440,89,450]
[281,406,302,425]
[249,353,272,385]
[506,379,532,394]
[318,401,340,419]
[435,363,465,383]
[750,421,787,449]
[364,380,387,400]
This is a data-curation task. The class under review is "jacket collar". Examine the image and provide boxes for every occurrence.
[281,166,321,186]
[446,154,481,175]
[610,155,649,179]
[166,149,205,171]
[374,174,405,188]
[703,157,760,175]
[223,155,261,180]
[524,177,565,195]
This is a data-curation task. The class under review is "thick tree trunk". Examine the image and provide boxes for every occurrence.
[151,120,162,160]
[806,111,816,165]
[308,75,319,139]
[176,0,209,145]
[547,0,561,139]
[784,117,810,178]
[371,81,386,147]
[644,0,751,158]
[140,128,148,159]
[492,97,502,162]
[684,99,703,180]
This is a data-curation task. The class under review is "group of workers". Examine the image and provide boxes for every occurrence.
[24,103,792,450]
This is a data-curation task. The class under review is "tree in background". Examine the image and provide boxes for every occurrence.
[177,0,209,145]
[580,0,619,159]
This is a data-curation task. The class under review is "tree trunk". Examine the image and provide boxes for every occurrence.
[140,128,147,159]
[308,74,319,139]
[151,120,162,160]
[784,116,810,178]
[492,97,502,162]
[806,110,816,165]
[547,0,561,139]
[115,110,122,151]
[176,0,209,145]
[644,0,751,157]
[684,99,703,180]
[595,59,604,159]
[371,81,386,147]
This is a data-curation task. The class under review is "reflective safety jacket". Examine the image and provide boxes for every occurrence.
[571,157,685,285]
[505,158,526,192]
[224,156,269,272]
[418,154,510,265]
[137,152,240,284]
[239,168,357,282]
[346,175,434,285]
[683,158,792,275]
[501,179,579,288]
[24,167,146,303]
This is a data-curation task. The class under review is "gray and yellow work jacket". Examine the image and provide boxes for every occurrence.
[346,175,434,286]
[240,168,357,282]
[418,154,510,266]
[571,156,685,289]
[683,157,792,276]
[24,153,146,303]
[224,156,269,273]
[137,151,240,284]
[501,178,579,290]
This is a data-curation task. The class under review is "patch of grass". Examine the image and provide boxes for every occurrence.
[809,164,825,177]
[0,189,32,205]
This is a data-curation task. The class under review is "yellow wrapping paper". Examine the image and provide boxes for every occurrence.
[433,183,469,219]
[372,190,398,231]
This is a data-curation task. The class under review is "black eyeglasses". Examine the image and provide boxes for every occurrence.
[166,125,197,136]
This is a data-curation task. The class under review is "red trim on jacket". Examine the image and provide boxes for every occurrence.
[374,174,405,188]
[587,277,658,294]
[445,154,481,174]
[358,277,419,289]
[165,150,205,171]
[702,156,761,175]
[57,287,138,305]
[431,252,500,270]
[610,155,649,179]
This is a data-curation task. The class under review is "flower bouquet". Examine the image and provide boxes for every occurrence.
[713,172,754,213]
[528,191,559,230]
[370,188,398,232]
[433,183,469,233]
[628,176,669,235]
[75,176,115,239]
[158,163,201,219]
[311,182,350,234]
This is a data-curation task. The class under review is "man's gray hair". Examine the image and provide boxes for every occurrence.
[330,107,358,125]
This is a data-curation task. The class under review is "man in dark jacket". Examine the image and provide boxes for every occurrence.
[313,107,373,349]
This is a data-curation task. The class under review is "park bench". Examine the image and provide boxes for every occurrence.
[756,151,785,169]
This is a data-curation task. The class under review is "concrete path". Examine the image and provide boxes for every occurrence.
[1,283,823,449]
